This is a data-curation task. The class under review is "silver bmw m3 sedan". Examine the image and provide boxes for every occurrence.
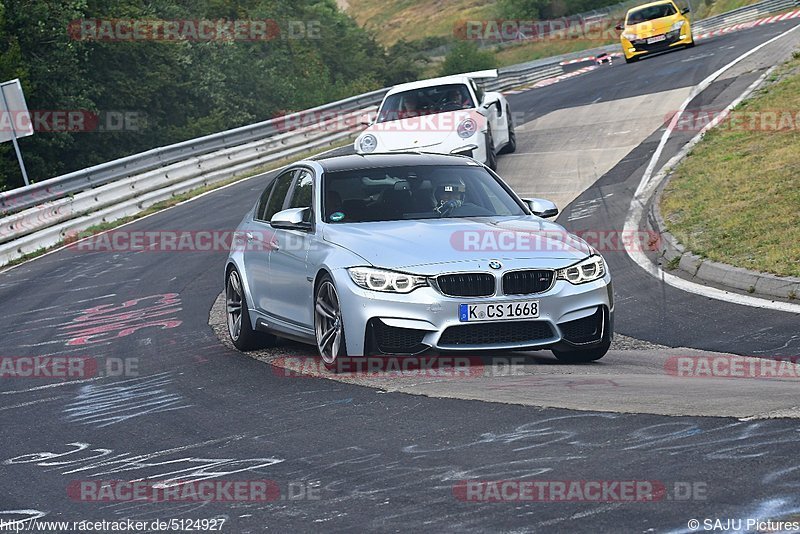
[225,153,614,367]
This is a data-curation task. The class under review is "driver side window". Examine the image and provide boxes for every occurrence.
[287,169,314,223]
[471,80,484,106]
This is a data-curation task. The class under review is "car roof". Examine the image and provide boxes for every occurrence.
[386,76,472,96]
[627,0,676,11]
[384,69,498,96]
[313,152,480,173]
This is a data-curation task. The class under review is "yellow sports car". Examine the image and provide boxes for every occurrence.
[617,0,694,63]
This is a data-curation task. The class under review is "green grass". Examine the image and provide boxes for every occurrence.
[659,55,800,278]
[346,0,496,46]
[494,36,619,67]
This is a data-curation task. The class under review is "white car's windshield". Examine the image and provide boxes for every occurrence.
[323,165,526,223]
[626,3,677,24]
[376,84,475,123]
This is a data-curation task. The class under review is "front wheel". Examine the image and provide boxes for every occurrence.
[552,339,610,363]
[314,275,348,369]
[625,55,638,64]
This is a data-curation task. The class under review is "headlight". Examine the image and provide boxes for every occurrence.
[348,267,428,293]
[457,118,477,138]
[670,20,685,31]
[556,255,606,285]
[621,32,638,41]
[358,134,377,153]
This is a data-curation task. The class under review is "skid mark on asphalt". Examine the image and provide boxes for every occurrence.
[3,437,284,484]
[63,372,191,427]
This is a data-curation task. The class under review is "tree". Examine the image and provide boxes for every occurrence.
[439,41,496,77]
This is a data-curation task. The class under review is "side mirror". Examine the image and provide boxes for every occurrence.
[523,197,559,219]
[615,23,624,31]
[358,112,375,126]
[270,207,312,230]
[482,98,501,112]
[681,6,690,13]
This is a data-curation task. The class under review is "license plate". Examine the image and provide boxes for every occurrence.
[647,35,666,44]
[459,301,539,322]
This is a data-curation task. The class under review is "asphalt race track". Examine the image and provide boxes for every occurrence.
[1,20,800,533]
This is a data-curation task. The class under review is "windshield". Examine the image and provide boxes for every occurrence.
[626,3,677,24]
[376,84,475,123]
[323,165,526,223]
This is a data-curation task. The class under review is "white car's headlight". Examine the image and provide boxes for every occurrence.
[457,118,477,138]
[556,255,606,284]
[670,20,685,31]
[348,267,428,293]
[358,134,377,153]
[621,32,638,41]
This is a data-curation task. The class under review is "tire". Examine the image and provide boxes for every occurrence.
[314,274,348,370]
[686,38,695,48]
[498,108,516,155]
[625,55,638,64]
[226,267,277,351]
[484,126,498,170]
[552,339,610,363]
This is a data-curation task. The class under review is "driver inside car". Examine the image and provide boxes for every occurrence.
[440,87,468,111]
[434,177,493,217]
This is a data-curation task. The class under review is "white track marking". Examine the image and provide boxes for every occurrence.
[625,22,800,313]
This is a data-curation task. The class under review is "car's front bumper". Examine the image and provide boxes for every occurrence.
[355,137,488,165]
[622,28,692,59]
[331,268,614,356]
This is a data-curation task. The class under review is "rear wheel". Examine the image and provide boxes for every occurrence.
[484,127,498,170]
[552,339,610,363]
[314,274,348,370]
[499,107,516,155]
[226,268,276,351]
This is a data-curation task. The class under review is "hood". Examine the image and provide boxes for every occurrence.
[323,217,592,273]
[626,15,681,37]
[360,110,484,152]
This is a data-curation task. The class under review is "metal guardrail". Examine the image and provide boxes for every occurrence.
[0,88,389,216]
[693,0,798,33]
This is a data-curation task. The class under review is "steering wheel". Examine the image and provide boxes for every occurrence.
[440,101,463,112]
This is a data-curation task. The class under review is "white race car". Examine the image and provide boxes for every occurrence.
[354,70,516,169]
